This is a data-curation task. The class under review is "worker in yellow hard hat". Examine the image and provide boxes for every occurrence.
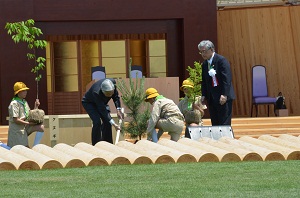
[178,79,206,138]
[145,88,185,142]
[7,82,44,148]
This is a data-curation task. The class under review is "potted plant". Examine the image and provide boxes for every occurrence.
[117,59,151,142]
[186,61,202,102]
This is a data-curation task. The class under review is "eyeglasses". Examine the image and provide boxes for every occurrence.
[199,48,210,55]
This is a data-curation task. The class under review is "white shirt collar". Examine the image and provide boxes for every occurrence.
[208,52,215,65]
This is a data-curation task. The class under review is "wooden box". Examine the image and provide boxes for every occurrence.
[275,109,288,117]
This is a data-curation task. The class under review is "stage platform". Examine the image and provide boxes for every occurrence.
[162,116,300,139]
[1,116,300,145]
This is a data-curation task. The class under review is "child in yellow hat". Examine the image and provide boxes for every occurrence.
[178,79,206,138]
[7,82,44,148]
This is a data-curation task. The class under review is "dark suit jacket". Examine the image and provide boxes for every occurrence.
[82,78,121,123]
[201,53,235,103]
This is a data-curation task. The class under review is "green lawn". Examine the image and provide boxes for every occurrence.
[1,161,300,198]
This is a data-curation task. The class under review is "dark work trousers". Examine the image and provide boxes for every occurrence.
[208,99,233,126]
[82,102,113,145]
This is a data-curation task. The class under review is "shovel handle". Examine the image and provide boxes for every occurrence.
[115,108,124,144]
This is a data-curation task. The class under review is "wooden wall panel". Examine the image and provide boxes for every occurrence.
[218,9,253,116]
[51,92,81,115]
[290,6,300,114]
[217,6,300,117]
[47,93,53,115]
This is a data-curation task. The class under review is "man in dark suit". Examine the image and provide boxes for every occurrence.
[198,40,235,125]
[82,78,124,145]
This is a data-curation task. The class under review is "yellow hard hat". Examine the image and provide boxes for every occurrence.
[14,82,29,95]
[180,79,194,91]
[145,88,159,101]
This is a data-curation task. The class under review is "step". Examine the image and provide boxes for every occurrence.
[234,133,300,139]
[0,127,8,140]
[232,123,300,129]
[230,116,300,125]
[160,116,300,139]
[0,137,8,144]
[0,126,9,132]
[1,117,299,144]
[203,116,300,125]
[0,126,9,144]
[0,134,8,138]
[233,127,300,135]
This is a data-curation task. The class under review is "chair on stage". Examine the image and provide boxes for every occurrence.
[251,65,276,117]
[91,66,106,80]
[130,65,143,78]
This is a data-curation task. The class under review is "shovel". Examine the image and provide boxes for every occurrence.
[115,108,124,144]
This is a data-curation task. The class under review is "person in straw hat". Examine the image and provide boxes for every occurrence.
[7,82,44,148]
[145,88,184,142]
[178,79,206,138]
[82,78,124,145]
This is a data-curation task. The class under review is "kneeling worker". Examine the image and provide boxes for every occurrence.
[145,88,185,142]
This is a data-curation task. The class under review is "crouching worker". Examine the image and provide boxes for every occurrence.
[7,82,44,148]
[145,88,185,142]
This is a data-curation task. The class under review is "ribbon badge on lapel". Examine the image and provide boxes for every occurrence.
[208,64,218,87]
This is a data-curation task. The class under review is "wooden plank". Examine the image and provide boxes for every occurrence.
[234,133,300,139]
[232,123,300,129]
[217,6,300,117]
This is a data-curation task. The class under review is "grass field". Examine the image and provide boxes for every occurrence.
[1,160,300,197]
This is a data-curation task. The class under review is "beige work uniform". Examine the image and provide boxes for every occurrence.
[7,100,34,147]
[147,97,185,141]
[178,96,205,125]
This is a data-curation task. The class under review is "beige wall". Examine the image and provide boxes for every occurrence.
[217,5,300,117]
[28,114,124,147]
